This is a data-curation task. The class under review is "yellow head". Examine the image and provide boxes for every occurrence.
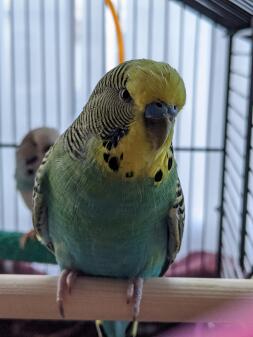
[81,59,186,180]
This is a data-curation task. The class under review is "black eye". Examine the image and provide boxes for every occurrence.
[25,155,38,165]
[119,89,132,103]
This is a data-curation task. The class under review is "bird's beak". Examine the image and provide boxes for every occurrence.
[144,102,177,150]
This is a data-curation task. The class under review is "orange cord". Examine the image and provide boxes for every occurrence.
[105,0,125,64]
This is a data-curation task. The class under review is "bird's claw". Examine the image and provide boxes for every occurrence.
[56,269,78,318]
[126,277,144,320]
[57,298,65,318]
[126,281,134,304]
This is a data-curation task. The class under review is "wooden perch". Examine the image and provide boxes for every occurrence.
[0,275,253,322]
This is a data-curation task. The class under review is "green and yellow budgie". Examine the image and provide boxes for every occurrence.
[32,59,186,337]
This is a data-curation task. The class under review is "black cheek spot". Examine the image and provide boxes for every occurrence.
[103,153,110,163]
[125,171,134,178]
[168,157,173,170]
[27,169,34,175]
[154,169,163,182]
[108,157,119,172]
[120,153,123,160]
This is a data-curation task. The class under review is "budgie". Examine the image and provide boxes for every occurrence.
[15,127,59,246]
[32,59,186,337]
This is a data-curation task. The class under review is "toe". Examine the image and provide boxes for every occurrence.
[57,298,65,318]
[66,271,78,294]
[126,277,144,320]
[132,278,144,320]
[56,269,72,318]
[126,279,134,304]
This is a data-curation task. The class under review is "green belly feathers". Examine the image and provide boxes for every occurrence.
[46,157,177,278]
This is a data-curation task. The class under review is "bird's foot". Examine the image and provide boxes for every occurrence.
[19,229,36,248]
[56,269,78,318]
[126,277,144,320]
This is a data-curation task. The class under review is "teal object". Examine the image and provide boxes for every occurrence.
[102,321,130,337]
[0,231,56,264]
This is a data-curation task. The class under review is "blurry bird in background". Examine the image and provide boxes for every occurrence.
[15,127,59,246]
[16,127,59,210]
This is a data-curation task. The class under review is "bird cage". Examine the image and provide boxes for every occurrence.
[0,0,252,335]
[1,0,252,277]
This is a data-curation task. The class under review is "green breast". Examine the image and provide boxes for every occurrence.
[46,148,178,278]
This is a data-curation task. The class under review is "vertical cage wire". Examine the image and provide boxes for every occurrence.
[54,0,62,130]
[10,0,17,143]
[24,0,31,130]
[10,0,18,231]
[132,0,137,59]
[185,14,200,270]
[0,0,3,228]
[85,0,91,96]
[67,0,76,119]
[217,33,233,277]
[147,0,153,59]
[40,0,46,126]
[174,3,185,151]
[101,0,106,75]
[239,31,253,273]
[201,24,216,269]
[163,0,169,62]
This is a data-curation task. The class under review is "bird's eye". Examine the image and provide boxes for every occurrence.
[26,155,38,165]
[119,89,132,103]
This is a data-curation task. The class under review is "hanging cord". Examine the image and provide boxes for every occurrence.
[105,0,125,63]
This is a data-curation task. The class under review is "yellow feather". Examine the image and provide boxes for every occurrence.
[95,119,173,180]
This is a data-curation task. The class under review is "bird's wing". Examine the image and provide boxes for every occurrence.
[161,176,185,275]
[32,147,54,253]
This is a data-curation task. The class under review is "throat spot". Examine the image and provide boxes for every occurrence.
[102,151,136,178]
[108,156,120,172]
[154,169,163,182]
